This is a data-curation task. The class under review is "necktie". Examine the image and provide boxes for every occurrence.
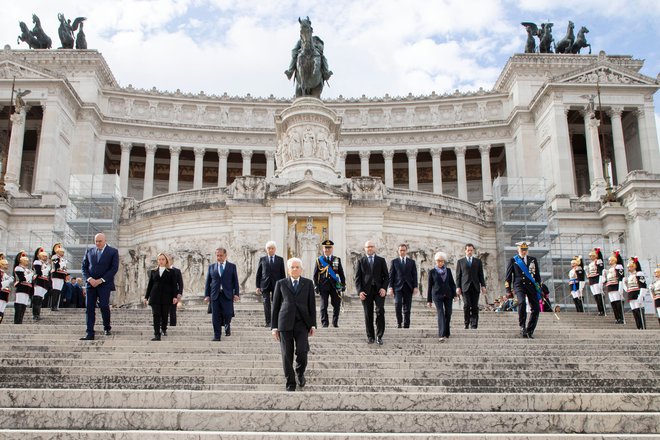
[219,263,224,276]
[468,257,472,267]
[326,256,331,264]
[96,248,101,262]
[293,279,298,293]
[270,256,274,266]
[369,255,374,266]
[401,257,405,265]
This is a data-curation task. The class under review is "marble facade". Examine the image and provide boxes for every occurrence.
[0,45,659,304]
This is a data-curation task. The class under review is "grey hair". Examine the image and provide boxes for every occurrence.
[287,257,303,270]
[434,251,447,262]
[215,247,227,254]
[265,241,277,249]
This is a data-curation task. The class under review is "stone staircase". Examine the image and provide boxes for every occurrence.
[0,298,658,439]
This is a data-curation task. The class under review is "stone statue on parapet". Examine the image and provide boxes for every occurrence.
[521,22,554,53]
[284,17,332,98]
[14,89,31,115]
[17,14,52,49]
[57,13,87,49]
[522,20,590,54]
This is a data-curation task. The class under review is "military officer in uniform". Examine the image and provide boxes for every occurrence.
[505,241,542,339]
[313,239,346,328]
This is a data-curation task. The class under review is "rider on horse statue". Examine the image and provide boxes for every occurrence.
[284,19,333,83]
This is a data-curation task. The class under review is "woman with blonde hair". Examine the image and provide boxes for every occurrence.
[0,254,13,324]
[144,252,178,341]
[426,251,457,342]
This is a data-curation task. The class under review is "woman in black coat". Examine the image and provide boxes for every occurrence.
[426,251,456,342]
[144,253,178,341]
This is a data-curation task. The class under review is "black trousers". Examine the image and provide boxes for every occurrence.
[394,286,413,328]
[319,287,341,327]
[261,289,272,325]
[50,289,61,311]
[516,289,540,335]
[279,320,310,389]
[151,303,170,336]
[362,286,385,339]
[169,303,178,326]
[433,296,453,337]
[462,286,480,328]
[32,296,43,318]
[572,297,584,313]
[593,293,606,315]
[14,303,27,324]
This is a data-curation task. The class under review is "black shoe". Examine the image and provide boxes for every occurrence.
[522,331,529,338]
[527,333,534,339]
[212,337,221,341]
[297,375,306,388]
[151,336,161,341]
[225,330,231,336]
[286,385,296,392]
[471,326,478,329]
[104,330,112,336]
[170,323,177,327]
[520,328,526,337]
[161,331,167,336]
[367,337,375,344]
[322,324,329,328]
[376,337,383,345]
[79,335,94,340]
[332,323,338,328]
[465,324,469,329]
[265,323,271,327]
[397,323,402,328]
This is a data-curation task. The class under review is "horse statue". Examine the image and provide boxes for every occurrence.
[555,21,575,54]
[285,17,332,98]
[31,14,52,49]
[539,22,554,53]
[58,13,86,49]
[17,21,40,49]
[571,26,591,54]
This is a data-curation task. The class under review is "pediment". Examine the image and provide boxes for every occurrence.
[269,178,348,199]
[0,59,59,81]
[554,62,657,86]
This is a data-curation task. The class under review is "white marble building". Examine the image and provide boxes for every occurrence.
[0,45,658,304]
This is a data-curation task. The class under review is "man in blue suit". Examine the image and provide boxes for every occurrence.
[388,243,419,328]
[80,233,119,340]
[204,247,240,341]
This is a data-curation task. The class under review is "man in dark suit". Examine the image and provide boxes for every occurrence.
[455,243,487,329]
[60,275,74,308]
[271,257,317,391]
[80,233,119,340]
[313,239,346,328]
[204,247,240,341]
[505,241,542,339]
[169,255,184,326]
[355,241,389,345]
[388,243,419,328]
[255,241,286,327]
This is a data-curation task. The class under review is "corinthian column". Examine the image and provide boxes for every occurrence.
[265,150,275,178]
[455,146,467,200]
[119,141,132,197]
[193,147,205,190]
[218,149,229,187]
[4,110,28,195]
[143,143,157,199]
[607,107,627,184]
[168,145,181,193]
[430,147,442,194]
[382,150,394,188]
[407,149,418,191]
[479,144,492,200]
[241,150,253,176]
[359,150,370,176]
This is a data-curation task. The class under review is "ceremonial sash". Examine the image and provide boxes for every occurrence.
[318,257,341,289]
[514,255,542,300]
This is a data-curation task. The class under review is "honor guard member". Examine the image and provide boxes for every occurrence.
[313,240,346,328]
[568,257,585,313]
[605,251,626,324]
[624,257,648,330]
[650,265,660,325]
[505,241,542,339]
[587,248,606,316]
[13,254,33,324]
[0,254,12,324]
[50,243,68,311]
[32,248,50,321]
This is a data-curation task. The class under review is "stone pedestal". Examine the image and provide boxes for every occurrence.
[274,97,343,184]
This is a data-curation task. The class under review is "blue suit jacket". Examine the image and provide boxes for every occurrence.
[81,245,119,291]
[205,261,240,302]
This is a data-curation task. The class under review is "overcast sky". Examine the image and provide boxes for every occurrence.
[2,0,659,136]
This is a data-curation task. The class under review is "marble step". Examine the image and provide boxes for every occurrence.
[2,389,658,412]
[1,408,658,434]
[2,431,659,439]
